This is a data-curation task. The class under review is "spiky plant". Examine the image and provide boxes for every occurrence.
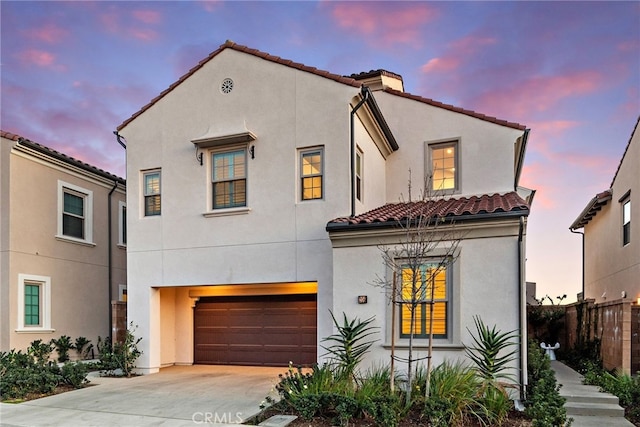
[465,316,518,384]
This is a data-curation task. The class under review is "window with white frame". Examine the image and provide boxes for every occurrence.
[57,181,93,244]
[399,261,450,339]
[118,201,127,246]
[212,148,247,209]
[428,141,458,192]
[300,148,324,201]
[356,147,363,202]
[143,170,161,216]
[623,197,631,246]
[17,274,52,332]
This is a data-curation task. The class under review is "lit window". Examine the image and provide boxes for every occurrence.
[143,171,161,216]
[57,181,93,244]
[301,148,323,200]
[212,149,246,209]
[623,199,631,246]
[17,274,52,332]
[356,148,363,202]
[399,262,449,339]
[430,142,458,192]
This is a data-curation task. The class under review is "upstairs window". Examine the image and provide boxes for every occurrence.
[429,142,458,192]
[623,198,631,246]
[143,171,161,216]
[212,149,247,209]
[119,201,127,246]
[356,148,363,202]
[399,262,449,339]
[301,148,323,200]
[57,181,93,244]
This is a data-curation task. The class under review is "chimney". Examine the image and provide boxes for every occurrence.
[348,69,404,92]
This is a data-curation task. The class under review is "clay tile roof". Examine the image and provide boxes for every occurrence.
[117,41,526,132]
[327,191,529,231]
[1,129,125,184]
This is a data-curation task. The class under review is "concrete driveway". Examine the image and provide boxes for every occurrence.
[0,365,284,426]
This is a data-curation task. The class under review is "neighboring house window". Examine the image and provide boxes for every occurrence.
[17,274,52,332]
[57,181,93,244]
[623,198,631,246]
[429,142,458,192]
[212,149,247,209]
[118,201,127,246]
[119,284,128,302]
[399,262,449,339]
[143,171,161,216]
[356,147,363,202]
[301,148,323,200]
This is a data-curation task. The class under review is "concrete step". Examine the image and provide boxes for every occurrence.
[564,391,620,405]
[565,401,626,417]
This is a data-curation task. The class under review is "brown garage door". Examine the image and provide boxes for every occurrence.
[194,294,317,366]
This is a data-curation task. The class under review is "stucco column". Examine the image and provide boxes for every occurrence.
[130,285,161,374]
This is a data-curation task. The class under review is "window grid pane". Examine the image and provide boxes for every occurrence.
[63,191,85,238]
[144,172,161,216]
[431,144,456,191]
[24,283,40,326]
[356,151,363,201]
[212,150,247,209]
[301,151,323,200]
[400,264,448,338]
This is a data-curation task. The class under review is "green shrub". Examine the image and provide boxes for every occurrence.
[97,323,142,377]
[27,339,54,364]
[61,361,89,388]
[525,340,571,427]
[51,335,75,363]
[74,337,93,360]
[581,364,640,424]
[424,360,484,426]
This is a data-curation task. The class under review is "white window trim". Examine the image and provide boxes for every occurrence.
[118,201,127,248]
[203,144,250,216]
[118,284,127,302]
[16,274,54,333]
[56,180,95,246]
[299,146,325,202]
[426,139,461,195]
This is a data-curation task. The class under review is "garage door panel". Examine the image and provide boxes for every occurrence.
[194,294,317,366]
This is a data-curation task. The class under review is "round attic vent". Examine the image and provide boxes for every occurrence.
[221,78,234,94]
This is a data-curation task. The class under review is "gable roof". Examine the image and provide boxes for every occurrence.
[1,130,125,184]
[117,40,526,132]
[569,115,639,230]
[326,191,529,232]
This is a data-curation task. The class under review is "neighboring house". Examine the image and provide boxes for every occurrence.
[0,131,126,354]
[570,117,639,304]
[117,41,534,394]
[569,117,639,373]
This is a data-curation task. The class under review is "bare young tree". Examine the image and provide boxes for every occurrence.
[376,171,463,403]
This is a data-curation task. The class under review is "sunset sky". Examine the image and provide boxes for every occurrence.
[2,1,638,304]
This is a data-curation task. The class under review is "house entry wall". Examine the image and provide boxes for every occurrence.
[194,294,317,366]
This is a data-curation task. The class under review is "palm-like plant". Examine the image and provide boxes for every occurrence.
[321,311,379,385]
[465,316,518,384]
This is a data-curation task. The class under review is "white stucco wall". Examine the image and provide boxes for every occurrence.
[330,221,523,375]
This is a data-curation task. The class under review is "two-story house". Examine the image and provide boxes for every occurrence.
[0,131,126,354]
[570,117,639,373]
[117,42,533,392]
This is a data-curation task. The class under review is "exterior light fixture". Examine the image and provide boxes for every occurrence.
[357,295,368,304]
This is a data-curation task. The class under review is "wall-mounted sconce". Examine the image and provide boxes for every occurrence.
[249,145,255,159]
[195,145,203,166]
[637,297,640,305]
[357,295,368,304]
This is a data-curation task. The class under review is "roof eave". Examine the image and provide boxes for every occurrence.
[326,208,529,233]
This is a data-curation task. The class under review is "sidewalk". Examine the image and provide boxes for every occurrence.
[550,361,635,427]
